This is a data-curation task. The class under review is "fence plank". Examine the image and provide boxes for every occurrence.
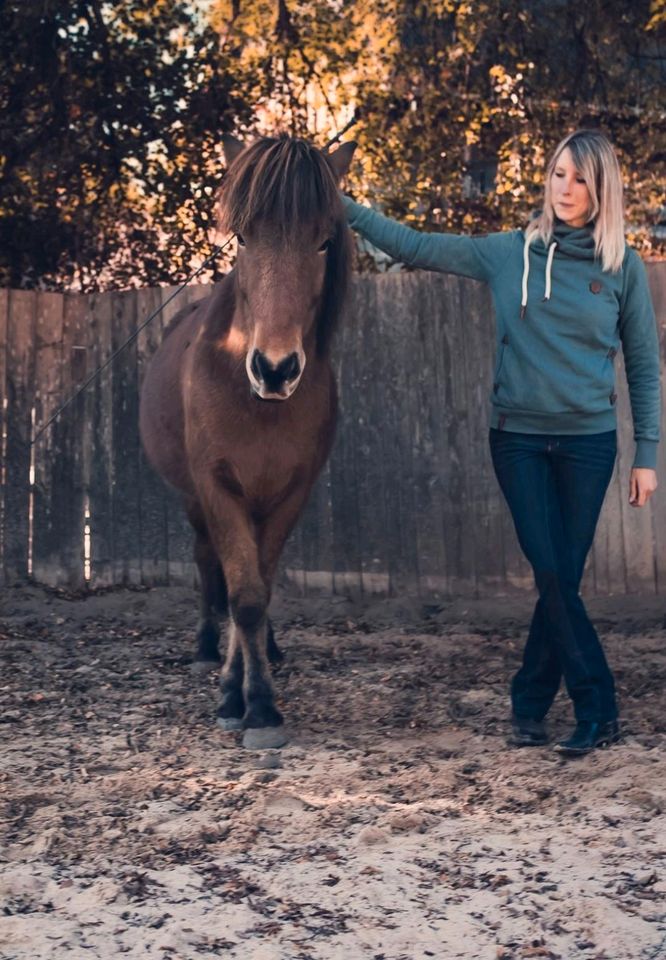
[307,460,336,594]
[615,354,656,593]
[136,286,169,585]
[110,291,142,584]
[647,265,666,594]
[0,289,8,582]
[327,279,363,596]
[460,279,506,595]
[51,295,89,587]
[87,291,115,587]
[437,277,478,593]
[374,274,415,595]
[31,293,65,585]
[4,291,36,581]
[409,275,448,595]
[355,274,394,594]
[154,284,201,586]
[427,275,457,593]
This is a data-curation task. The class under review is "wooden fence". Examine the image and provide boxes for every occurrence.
[1,265,665,597]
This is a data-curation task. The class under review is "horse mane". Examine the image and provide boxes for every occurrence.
[216,136,352,356]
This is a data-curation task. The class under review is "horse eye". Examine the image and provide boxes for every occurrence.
[236,234,246,247]
[318,239,332,254]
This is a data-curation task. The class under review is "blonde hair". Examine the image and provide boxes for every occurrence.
[526,130,625,273]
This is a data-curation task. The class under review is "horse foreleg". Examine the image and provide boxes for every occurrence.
[194,530,280,674]
[217,623,245,730]
[200,489,285,747]
[231,591,288,749]
[259,481,312,589]
[266,620,284,665]
[192,532,227,672]
[186,501,228,674]
[257,480,312,666]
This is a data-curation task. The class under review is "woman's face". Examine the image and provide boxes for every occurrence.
[550,146,592,228]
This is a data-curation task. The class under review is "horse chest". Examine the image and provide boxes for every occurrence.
[212,446,307,513]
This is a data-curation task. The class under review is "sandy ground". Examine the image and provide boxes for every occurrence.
[1,583,665,960]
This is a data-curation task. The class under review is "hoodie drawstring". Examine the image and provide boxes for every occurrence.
[520,236,558,319]
[520,234,533,319]
[543,241,557,301]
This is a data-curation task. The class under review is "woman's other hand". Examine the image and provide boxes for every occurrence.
[629,468,658,507]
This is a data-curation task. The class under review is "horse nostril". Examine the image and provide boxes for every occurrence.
[250,349,264,380]
[280,353,301,383]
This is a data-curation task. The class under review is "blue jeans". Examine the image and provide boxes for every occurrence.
[489,428,618,723]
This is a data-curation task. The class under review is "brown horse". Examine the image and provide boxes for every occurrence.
[139,135,356,748]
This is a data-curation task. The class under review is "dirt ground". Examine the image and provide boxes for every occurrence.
[1,583,665,960]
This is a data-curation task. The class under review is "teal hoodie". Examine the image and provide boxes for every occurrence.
[342,195,661,469]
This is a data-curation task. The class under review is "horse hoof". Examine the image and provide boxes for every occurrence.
[216,716,244,732]
[243,726,289,750]
[191,659,221,677]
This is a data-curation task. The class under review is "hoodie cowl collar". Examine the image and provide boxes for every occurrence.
[531,218,597,260]
[519,219,597,318]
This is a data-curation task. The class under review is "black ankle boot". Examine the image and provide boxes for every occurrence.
[509,714,548,747]
[554,719,620,756]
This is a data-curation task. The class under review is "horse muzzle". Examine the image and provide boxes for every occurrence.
[247,348,304,401]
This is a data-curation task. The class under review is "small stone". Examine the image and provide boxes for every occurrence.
[357,825,389,846]
[253,752,283,770]
[384,810,432,833]
[243,726,289,750]
[255,771,279,783]
[191,660,220,678]
[216,716,243,732]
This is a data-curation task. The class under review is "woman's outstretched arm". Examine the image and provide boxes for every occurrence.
[342,195,518,283]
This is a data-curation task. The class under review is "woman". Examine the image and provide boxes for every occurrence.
[341,129,660,755]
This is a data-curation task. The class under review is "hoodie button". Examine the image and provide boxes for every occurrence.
[590,280,602,294]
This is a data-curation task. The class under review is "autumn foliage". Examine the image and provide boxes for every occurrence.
[1,0,664,290]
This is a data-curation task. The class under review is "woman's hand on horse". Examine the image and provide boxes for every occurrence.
[629,468,658,507]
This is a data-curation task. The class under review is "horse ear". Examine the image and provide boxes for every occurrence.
[222,134,245,168]
[325,140,357,183]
